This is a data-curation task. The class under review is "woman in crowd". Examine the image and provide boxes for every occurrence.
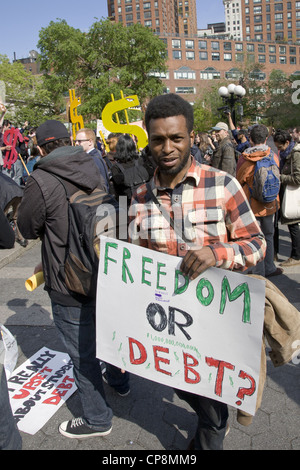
[111,134,150,205]
[274,129,300,267]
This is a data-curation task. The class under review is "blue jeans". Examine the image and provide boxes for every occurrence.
[175,389,228,450]
[51,301,129,430]
[0,362,22,449]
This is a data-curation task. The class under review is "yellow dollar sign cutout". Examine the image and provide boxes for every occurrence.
[69,89,84,141]
[102,94,148,150]
[99,130,109,153]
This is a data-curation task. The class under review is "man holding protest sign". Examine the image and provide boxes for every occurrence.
[128,93,266,450]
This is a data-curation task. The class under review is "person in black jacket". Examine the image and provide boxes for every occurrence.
[111,133,150,205]
[17,120,129,440]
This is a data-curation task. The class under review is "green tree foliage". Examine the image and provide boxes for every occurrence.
[38,19,167,120]
[265,70,299,129]
[0,55,53,126]
[193,83,225,132]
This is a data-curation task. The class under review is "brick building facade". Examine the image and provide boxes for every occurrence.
[108,0,300,103]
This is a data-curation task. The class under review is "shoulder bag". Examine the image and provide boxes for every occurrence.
[281,157,300,219]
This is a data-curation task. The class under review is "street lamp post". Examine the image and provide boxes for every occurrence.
[218,84,246,126]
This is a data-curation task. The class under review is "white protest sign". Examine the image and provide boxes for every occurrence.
[96,237,265,416]
[8,347,77,435]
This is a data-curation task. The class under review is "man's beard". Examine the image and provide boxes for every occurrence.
[159,150,191,175]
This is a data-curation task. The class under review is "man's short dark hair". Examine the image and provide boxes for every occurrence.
[237,129,248,138]
[40,138,71,155]
[107,133,122,140]
[250,124,268,145]
[273,129,292,145]
[145,93,194,134]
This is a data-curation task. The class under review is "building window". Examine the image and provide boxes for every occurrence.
[290,57,297,65]
[200,67,221,80]
[150,70,169,79]
[185,40,194,49]
[174,67,196,79]
[235,53,244,61]
[175,87,195,94]
[172,39,181,48]
[224,42,232,51]
[274,3,283,11]
[258,55,266,63]
[199,51,208,60]
[235,43,243,51]
[249,69,266,80]
[173,50,182,59]
[186,51,195,60]
[225,68,243,79]
[269,55,276,63]
[224,53,232,61]
[212,52,220,61]
[198,40,207,50]
[211,41,220,50]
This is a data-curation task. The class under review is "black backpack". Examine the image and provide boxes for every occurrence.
[53,176,126,298]
[112,160,149,201]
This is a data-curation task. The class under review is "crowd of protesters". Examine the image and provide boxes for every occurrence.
[0,96,299,450]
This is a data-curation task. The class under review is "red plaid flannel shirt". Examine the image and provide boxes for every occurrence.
[128,158,266,271]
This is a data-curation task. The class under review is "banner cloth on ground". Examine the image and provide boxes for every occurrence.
[7,347,76,435]
[96,237,265,416]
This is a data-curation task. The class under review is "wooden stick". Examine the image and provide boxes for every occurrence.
[19,154,30,176]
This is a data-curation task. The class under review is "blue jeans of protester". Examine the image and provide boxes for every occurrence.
[51,301,129,430]
[175,389,228,450]
[0,362,22,449]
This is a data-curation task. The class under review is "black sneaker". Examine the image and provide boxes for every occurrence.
[59,417,112,439]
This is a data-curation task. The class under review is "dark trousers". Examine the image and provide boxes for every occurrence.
[288,222,300,260]
[175,389,228,450]
[51,301,129,430]
[0,362,22,450]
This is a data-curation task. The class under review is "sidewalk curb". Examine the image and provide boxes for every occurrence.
[0,239,40,269]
